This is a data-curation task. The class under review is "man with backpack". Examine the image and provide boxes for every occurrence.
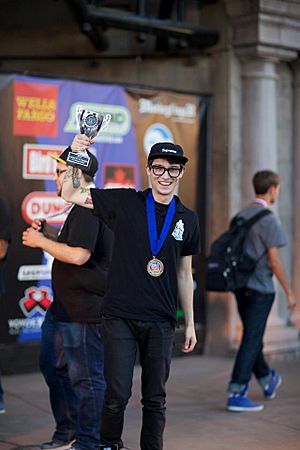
[223,170,296,411]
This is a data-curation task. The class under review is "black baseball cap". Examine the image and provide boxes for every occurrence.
[49,147,99,177]
[148,142,188,165]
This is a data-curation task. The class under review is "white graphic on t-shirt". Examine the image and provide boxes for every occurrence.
[172,220,184,241]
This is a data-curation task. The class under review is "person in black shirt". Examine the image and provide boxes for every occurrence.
[61,136,200,450]
[22,149,113,450]
[0,196,11,414]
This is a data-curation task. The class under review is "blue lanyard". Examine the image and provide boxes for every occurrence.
[146,190,176,257]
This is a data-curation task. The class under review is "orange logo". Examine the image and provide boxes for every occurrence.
[14,81,58,137]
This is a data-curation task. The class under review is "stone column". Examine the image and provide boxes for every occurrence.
[291,59,300,328]
[241,58,278,202]
[238,56,300,354]
[222,0,300,357]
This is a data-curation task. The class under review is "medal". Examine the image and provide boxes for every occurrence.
[147,257,164,277]
[146,190,176,277]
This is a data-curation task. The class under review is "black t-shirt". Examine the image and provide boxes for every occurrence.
[90,188,200,323]
[0,198,11,295]
[51,205,114,323]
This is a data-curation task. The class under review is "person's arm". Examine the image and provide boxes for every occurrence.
[0,240,8,259]
[177,255,197,353]
[22,227,91,265]
[62,166,94,208]
[268,246,296,310]
[31,218,59,241]
[61,134,95,208]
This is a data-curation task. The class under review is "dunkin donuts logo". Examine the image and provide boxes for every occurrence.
[22,191,69,225]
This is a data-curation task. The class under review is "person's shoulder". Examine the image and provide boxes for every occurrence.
[175,198,199,230]
[237,205,280,230]
[92,187,138,198]
[72,204,97,219]
[176,196,197,217]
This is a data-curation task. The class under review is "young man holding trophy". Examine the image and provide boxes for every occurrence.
[22,142,113,450]
[61,107,200,450]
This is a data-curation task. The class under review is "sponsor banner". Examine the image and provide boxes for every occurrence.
[0,73,205,346]
[19,286,53,317]
[21,191,69,225]
[102,163,136,189]
[13,80,58,137]
[7,286,52,341]
[18,252,54,281]
[126,89,201,211]
[23,144,65,180]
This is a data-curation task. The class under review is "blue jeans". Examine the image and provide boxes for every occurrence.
[229,288,275,393]
[101,317,174,450]
[40,309,106,450]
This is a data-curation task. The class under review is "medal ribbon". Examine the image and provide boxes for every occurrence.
[146,190,176,257]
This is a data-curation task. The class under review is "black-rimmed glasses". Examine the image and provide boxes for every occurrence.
[149,164,182,179]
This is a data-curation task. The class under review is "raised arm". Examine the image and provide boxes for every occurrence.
[61,134,94,209]
[62,167,94,209]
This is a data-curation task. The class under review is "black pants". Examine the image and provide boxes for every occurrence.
[101,316,174,450]
[230,288,275,389]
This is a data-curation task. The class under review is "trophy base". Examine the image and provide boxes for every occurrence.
[66,151,92,170]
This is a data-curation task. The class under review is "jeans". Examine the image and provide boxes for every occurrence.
[101,316,174,450]
[229,288,275,393]
[40,309,106,450]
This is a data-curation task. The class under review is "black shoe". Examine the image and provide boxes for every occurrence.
[41,439,75,450]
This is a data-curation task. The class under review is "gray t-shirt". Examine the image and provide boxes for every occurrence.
[236,204,287,294]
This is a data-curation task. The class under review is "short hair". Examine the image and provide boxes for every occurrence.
[82,173,94,183]
[252,170,280,195]
[148,158,184,167]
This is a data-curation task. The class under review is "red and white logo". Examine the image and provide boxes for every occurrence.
[22,191,69,225]
[13,80,58,137]
[102,163,136,189]
[19,286,53,317]
[22,144,65,180]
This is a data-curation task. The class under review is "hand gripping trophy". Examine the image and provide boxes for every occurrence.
[67,105,111,187]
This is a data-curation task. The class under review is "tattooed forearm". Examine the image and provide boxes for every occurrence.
[63,166,73,181]
[84,196,93,205]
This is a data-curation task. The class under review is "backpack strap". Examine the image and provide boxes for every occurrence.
[231,208,272,230]
[232,208,272,263]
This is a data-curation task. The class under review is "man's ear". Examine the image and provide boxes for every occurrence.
[268,185,276,196]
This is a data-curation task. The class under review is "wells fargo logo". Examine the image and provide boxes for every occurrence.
[13,81,58,137]
[22,191,69,225]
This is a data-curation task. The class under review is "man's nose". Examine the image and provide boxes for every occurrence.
[161,169,170,179]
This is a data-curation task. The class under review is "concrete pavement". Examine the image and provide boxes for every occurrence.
[0,355,299,450]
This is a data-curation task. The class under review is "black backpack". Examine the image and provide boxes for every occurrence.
[205,209,271,292]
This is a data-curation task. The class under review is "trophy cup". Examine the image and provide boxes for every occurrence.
[67,105,111,187]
